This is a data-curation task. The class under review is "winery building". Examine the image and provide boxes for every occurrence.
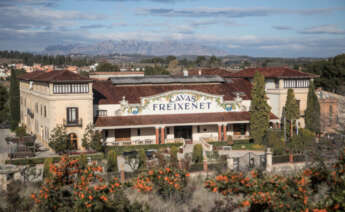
[18,67,316,150]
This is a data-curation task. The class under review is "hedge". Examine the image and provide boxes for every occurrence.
[5,153,104,165]
[106,143,183,154]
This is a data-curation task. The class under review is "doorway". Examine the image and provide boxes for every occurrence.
[174,126,192,140]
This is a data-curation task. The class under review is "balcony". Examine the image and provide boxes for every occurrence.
[63,118,83,127]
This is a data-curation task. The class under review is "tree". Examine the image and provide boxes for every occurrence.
[138,149,147,169]
[0,84,9,123]
[284,89,300,138]
[192,144,203,164]
[95,62,119,72]
[81,124,104,152]
[107,150,118,172]
[9,69,22,130]
[144,66,169,75]
[305,81,320,134]
[195,56,206,67]
[250,72,271,144]
[43,158,53,179]
[48,125,70,154]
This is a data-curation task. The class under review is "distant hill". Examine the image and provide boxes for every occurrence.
[43,40,229,56]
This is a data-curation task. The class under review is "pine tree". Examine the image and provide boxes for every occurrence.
[9,69,20,130]
[305,81,320,134]
[284,89,300,138]
[250,72,271,144]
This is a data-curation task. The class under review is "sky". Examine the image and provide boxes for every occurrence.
[0,0,344,57]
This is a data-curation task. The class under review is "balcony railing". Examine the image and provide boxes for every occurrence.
[63,118,83,127]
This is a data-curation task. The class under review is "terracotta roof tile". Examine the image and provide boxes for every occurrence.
[93,78,252,104]
[229,67,318,78]
[94,112,279,127]
[18,70,92,83]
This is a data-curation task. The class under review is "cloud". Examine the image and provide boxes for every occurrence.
[299,24,345,34]
[272,25,293,30]
[137,7,343,18]
[0,0,61,8]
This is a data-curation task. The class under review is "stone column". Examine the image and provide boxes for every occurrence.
[155,127,159,145]
[289,153,293,163]
[266,148,272,172]
[223,124,227,141]
[218,124,222,141]
[160,127,165,144]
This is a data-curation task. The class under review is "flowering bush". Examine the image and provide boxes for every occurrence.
[204,148,345,212]
[31,155,145,211]
[134,168,190,200]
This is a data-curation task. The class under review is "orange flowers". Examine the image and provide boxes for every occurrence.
[100,195,108,202]
[88,195,93,200]
[242,200,250,207]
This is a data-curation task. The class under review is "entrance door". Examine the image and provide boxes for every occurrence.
[115,129,131,142]
[174,126,192,141]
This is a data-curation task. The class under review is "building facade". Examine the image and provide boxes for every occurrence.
[18,70,93,150]
[18,67,316,150]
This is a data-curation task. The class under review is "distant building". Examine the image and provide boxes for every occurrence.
[89,72,144,80]
[316,88,345,134]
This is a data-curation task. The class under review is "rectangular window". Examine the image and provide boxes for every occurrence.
[53,83,89,94]
[96,110,107,117]
[67,107,78,124]
[296,100,300,112]
[44,106,47,117]
[167,127,170,134]
[137,129,141,136]
[197,126,200,133]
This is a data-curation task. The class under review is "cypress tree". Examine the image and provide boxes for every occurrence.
[9,69,20,130]
[305,81,320,134]
[284,89,300,138]
[250,72,271,144]
[0,84,9,123]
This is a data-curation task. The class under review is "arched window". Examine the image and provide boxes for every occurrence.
[68,133,78,150]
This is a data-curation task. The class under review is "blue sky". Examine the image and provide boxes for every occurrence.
[0,0,344,57]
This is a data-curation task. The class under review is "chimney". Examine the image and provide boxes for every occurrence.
[198,69,202,76]
[183,69,189,77]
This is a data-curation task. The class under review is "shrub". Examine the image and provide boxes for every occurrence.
[78,153,88,170]
[138,149,147,169]
[264,129,285,155]
[134,168,190,201]
[170,146,179,168]
[15,126,27,137]
[107,150,118,172]
[43,158,53,179]
[192,144,203,164]
[227,135,233,145]
[289,128,316,153]
[48,125,69,154]
[82,124,104,152]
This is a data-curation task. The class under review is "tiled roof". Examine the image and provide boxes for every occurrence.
[229,67,318,79]
[187,68,235,77]
[94,112,279,127]
[18,70,92,83]
[89,72,144,75]
[93,78,252,104]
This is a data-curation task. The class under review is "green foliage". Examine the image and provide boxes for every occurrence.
[192,144,203,164]
[138,149,147,169]
[0,84,9,123]
[0,50,95,66]
[78,154,88,170]
[264,129,286,155]
[107,150,118,172]
[170,146,179,168]
[95,62,120,72]
[144,66,170,75]
[14,126,27,137]
[284,88,300,138]
[43,158,53,179]
[106,143,182,154]
[48,125,70,154]
[305,81,321,134]
[82,123,104,152]
[9,69,23,130]
[5,153,104,165]
[250,72,271,144]
[304,54,345,95]
[289,128,316,153]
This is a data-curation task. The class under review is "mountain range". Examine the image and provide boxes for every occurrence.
[43,40,229,56]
